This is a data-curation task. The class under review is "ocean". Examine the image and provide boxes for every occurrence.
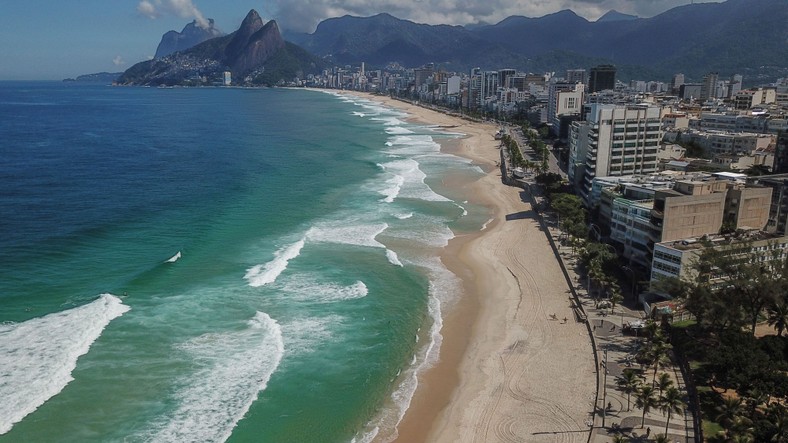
[0,83,488,442]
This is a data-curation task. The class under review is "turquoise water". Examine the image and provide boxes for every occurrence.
[0,83,487,442]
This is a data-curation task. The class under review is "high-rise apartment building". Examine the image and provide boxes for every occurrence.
[498,69,516,91]
[701,72,719,101]
[565,69,587,85]
[729,74,743,97]
[568,104,662,202]
[588,65,616,93]
[478,71,499,109]
[414,65,434,88]
[548,81,584,138]
[469,68,481,109]
[671,73,685,94]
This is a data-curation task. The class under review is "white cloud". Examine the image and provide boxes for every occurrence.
[137,0,158,19]
[136,0,209,28]
[113,56,126,67]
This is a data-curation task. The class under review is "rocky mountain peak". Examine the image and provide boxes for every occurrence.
[155,18,223,59]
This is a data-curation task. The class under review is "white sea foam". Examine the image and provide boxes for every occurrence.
[384,126,413,135]
[361,104,406,118]
[147,312,283,443]
[306,222,387,249]
[379,174,404,203]
[385,135,441,156]
[363,257,459,442]
[351,426,380,443]
[245,238,306,287]
[280,278,369,303]
[481,218,494,231]
[352,111,366,117]
[386,249,403,267]
[0,294,130,435]
[394,212,413,220]
[386,219,455,248]
[380,158,450,202]
[281,315,339,355]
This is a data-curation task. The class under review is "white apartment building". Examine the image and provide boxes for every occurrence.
[651,233,788,283]
[694,112,771,134]
[734,88,777,110]
[610,197,656,268]
[681,130,774,156]
[569,104,663,203]
[548,82,584,136]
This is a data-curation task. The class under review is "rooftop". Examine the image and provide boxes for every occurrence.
[659,230,788,252]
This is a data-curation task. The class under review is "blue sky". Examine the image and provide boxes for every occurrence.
[0,0,720,80]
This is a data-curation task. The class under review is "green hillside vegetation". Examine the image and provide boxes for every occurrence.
[252,43,328,86]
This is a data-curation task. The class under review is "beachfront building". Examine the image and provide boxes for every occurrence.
[610,196,656,268]
[747,173,788,235]
[568,103,663,204]
[589,172,772,268]
[651,231,788,283]
[653,179,771,242]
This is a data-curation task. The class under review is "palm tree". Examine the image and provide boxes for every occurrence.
[643,319,660,338]
[745,388,768,416]
[612,435,629,443]
[768,403,788,442]
[729,415,755,442]
[649,342,672,384]
[588,257,605,301]
[714,396,744,428]
[609,286,624,314]
[655,373,673,397]
[659,386,686,436]
[767,300,788,337]
[653,434,670,443]
[635,384,659,428]
[615,369,641,411]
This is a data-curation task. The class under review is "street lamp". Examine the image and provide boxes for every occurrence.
[622,265,636,296]
[600,345,609,428]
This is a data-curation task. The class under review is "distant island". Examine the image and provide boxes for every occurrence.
[63,72,123,83]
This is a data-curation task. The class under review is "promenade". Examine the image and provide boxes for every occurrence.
[509,126,697,443]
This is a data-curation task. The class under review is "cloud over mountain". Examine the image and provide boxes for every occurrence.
[137,0,210,29]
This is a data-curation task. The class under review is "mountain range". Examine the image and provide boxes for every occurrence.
[286,0,788,82]
[118,0,787,86]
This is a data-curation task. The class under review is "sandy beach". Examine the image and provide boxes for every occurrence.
[340,92,596,443]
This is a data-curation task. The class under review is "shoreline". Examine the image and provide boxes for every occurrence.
[339,91,596,443]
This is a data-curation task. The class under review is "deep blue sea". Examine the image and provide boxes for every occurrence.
[0,82,488,442]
